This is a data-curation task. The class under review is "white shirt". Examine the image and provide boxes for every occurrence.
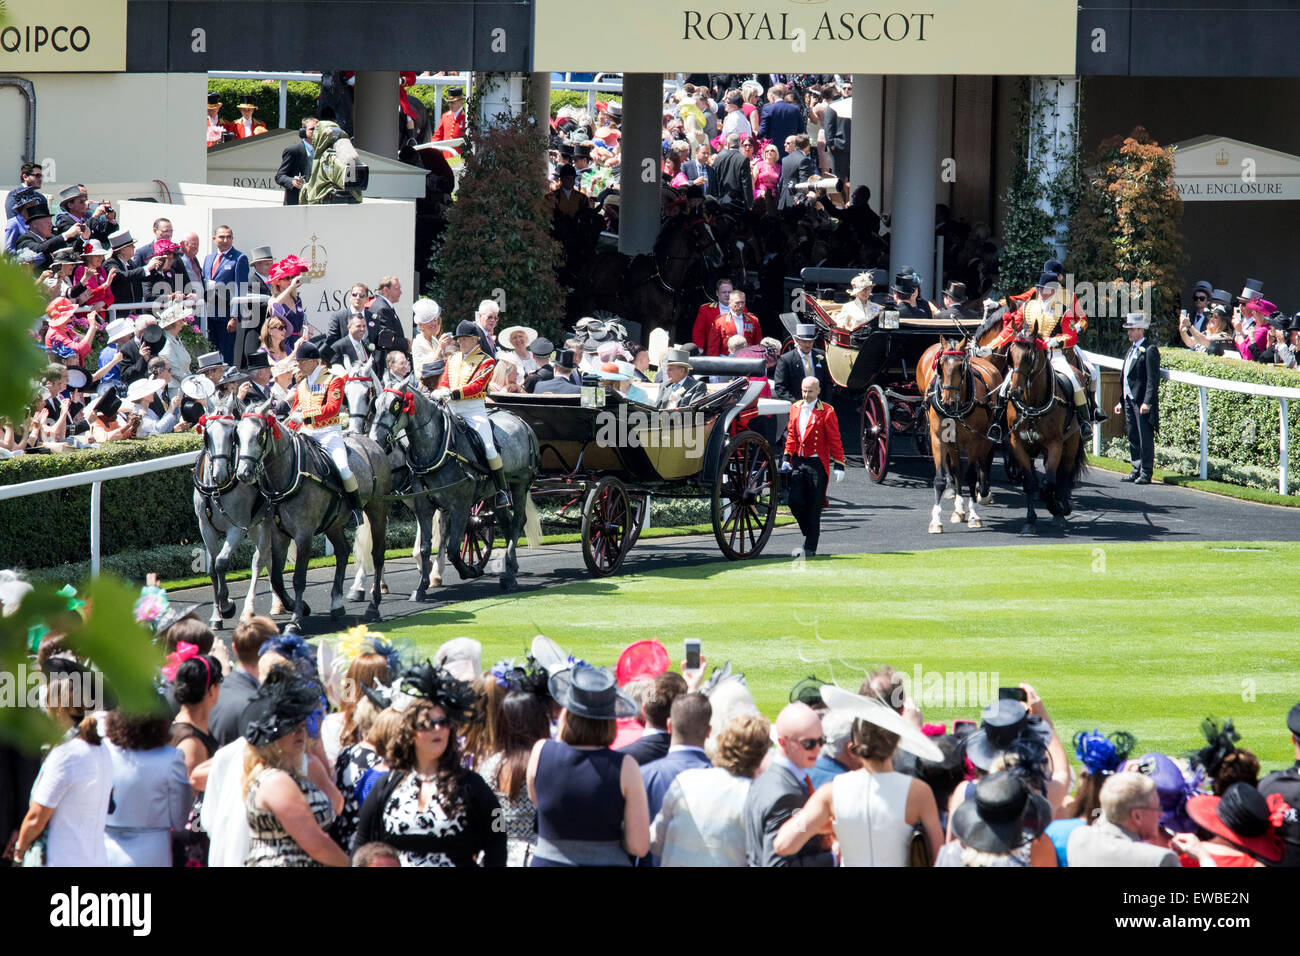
[199,738,251,867]
[798,399,815,435]
[721,109,750,141]
[649,767,753,867]
[30,737,114,867]
[1122,337,1146,399]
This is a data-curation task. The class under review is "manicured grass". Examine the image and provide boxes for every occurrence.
[375,541,1300,768]
[1091,454,1300,508]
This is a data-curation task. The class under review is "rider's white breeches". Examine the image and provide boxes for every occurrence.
[1048,350,1084,397]
[449,399,498,461]
[309,427,354,481]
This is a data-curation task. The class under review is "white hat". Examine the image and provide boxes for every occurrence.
[105,317,135,343]
[125,377,165,404]
[80,239,110,258]
[180,374,216,401]
[819,684,945,761]
[412,298,441,325]
[434,637,482,683]
[157,301,191,328]
[1123,312,1150,329]
[498,325,538,347]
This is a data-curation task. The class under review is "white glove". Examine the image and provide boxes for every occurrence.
[833,467,845,484]
[431,388,451,401]
[779,458,793,474]
[972,346,993,358]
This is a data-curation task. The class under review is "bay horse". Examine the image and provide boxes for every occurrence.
[916,336,1003,533]
[369,379,539,594]
[1004,328,1089,534]
[192,395,279,628]
[234,400,392,631]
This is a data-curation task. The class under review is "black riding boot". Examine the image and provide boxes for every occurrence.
[346,489,364,528]
[490,465,512,509]
[1075,405,1093,441]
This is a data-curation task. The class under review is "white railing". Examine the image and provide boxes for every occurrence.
[1080,348,1300,494]
[0,452,200,576]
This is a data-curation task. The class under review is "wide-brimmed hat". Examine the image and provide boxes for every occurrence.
[125,377,165,404]
[412,298,441,325]
[661,347,692,368]
[45,297,77,329]
[271,358,295,379]
[237,101,257,110]
[1187,783,1288,862]
[105,317,136,343]
[152,238,179,257]
[64,366,89,390]
[1244,297,1276,316]
[549,664,637,720]
[51,247,82,266]
[820,684,945,761]
[1131,752,1198,833]
[849,272,874,295]
[180,374,216,401]
[157,302,190,329]
[9,187,41,211]
[950,771,1052,854]
[195,351,224,372]
[57,185,82,207]
[964,699,1053,771]
[615,640,671,686]
[1123,312,1150,330]
[269,255,309,283]
[498,325,538,347]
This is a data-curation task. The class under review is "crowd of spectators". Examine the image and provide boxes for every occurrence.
[1,580,1296,869]
[1177,278,1300,368]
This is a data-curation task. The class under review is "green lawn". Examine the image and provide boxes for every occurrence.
[374,541,1300,769]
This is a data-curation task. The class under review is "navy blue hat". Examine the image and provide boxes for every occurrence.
[1043,258,1064,277]
[529,336,555,358]
[1036,272,1060,288]
[964,699,1053,771]
[454,320,479,338]
[295,340,322,361]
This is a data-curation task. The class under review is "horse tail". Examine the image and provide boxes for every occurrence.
[522,494,543,550]
[1068,431,1090,485]
[354,514,374,572]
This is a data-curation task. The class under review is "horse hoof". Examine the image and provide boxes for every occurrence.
[460,566,483,581]
[968,516,983,529]
[950,511,964,524]
[410,589,427,603]
[363,607,380,623]
[928,522,943,534]
[944,488,955,499]
[209,616,225,630]
[499,577,516,593]
[270,600,286,615]
[429,576,442,588]
[1020,523,1037,536]
[220,601,237,619]
[380,582,389,595]
[978,494,993,506]
[284,622,303,635]
[347,588,366,603]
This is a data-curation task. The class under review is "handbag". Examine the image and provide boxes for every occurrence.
[907,823,931,867]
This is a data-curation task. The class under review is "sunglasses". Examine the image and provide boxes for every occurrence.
[416,716,452,731]
[1193,294,1208,300]
[794,736,825,751]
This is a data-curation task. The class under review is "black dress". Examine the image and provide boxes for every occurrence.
[354,769,506,867]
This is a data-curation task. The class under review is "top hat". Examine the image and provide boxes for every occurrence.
[445,86,465,100]
[548,664,637,720]
[249,245,274,264]
[140,324,165,350]
[554,348,577,369]
[794,323,817,340]
[93,388,123,418]
[237,102,257,110]
[207,92,222,106]
[25,202,52,223]
[108,229,134,250]
[1240,278,1263,300]
[949,771,1052,855]
[57,185,82,206]
[1192,280,1213,297]
[608,101,623,118]
[245,351,272,371]
[195,351,225,371]
[454,320,480,339]
[64,366,89,390]
[1187,783,1286,862]
[892,273,918,296]
[1123,312,1150,330]
[944,281,968,301]
[661,347,692,368]
[964,699,1053,771]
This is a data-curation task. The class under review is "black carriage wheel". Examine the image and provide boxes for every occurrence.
[581,476,632,576]
[712,431,778,560]
[626,495,649,551]
[459,499,496,574]
[861,385,891,484]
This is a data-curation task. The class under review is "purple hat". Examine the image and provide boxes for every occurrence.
[1132,752,1199,834]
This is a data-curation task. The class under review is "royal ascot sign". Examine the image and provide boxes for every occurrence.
[533,0,1077,74]
[1171,135,1300,202]
[0,0,126,71]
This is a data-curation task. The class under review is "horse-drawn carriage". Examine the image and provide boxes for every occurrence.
[794,267,989,483]
[485,355,785,576]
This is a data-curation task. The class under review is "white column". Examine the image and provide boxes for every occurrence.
[618,73,663,257]
[477,72,526,128]
[530,72,552,141]
[1028,75,1079,261]
[889,76,940,301]
[849,74,883,205]
[353,71,399,157]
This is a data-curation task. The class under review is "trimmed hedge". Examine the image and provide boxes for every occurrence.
[207,79,323,131]
[0,434,203,571]
[1156,349,1300,475]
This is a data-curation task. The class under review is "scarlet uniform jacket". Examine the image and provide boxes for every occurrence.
[438,346,495,401]
[692,301,723,351]
[289,369,344,428]
[432,109,467,157]
[1001,288,1089,347]
[784,399,845,478]
[706,309,762,356]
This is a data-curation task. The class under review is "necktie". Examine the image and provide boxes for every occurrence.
[210,253,221,279]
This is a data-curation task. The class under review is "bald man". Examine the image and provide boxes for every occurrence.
[781,376,845,556]
[743,702,834,867]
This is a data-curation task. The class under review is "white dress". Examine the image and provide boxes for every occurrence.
[831,770,914,867]
[30,737,114,867]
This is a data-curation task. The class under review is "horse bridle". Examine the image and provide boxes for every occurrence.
[1007,336,1056,418]
[930,348,978,420]
[195,413,239,495]
[236,412,282,482]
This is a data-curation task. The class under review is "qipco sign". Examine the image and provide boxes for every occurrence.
[0,0,127,72]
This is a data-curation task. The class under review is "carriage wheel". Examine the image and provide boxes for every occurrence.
[712,431,778,561]
[860,385,890,483]
[626,495,649,551]
[581,476,632,576]
[459,499,496,575]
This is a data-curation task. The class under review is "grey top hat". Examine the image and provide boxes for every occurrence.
[661,347,692,368]
[57,185,82,206]
[196,351,224,372]
[249,245,274,264]
[1123,312,1150,330]
[547,664,637,720]
[1210,288,1233,307]
[1240,278,1263,300]
[794,323,817,340]
[109,229,134,250]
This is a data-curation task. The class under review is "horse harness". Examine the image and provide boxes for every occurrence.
[927,349,998,440]
[372,387,486,501]
[194,413,265,527]
[239,412,349,534]
[1005,337,1081,438]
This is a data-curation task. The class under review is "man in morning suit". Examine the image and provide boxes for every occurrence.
[1114,312,1160,484]
[532,349,583,394]
[744,702,835,867]
[617,672,687,766]
[202,225,249,366]
[655,349,708,409]
[782,376,845,556]
[331,314,373,367]
[276,117,317,206]
[369,276,410,356]
[777,134,819,211]
[709,133,752,210]
[774,323,832,402]
[757,84,803,152]
[327,282,373,344]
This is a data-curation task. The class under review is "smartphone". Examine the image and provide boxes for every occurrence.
[684,638,701,671]
[952,719,977,738]
[998,686,1027,703]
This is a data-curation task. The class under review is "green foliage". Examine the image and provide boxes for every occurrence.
[549,90,619,117]
[998,78,1065,295]
[1069,127,1185,354]
[0,260,51,426]
[207,79,321,131]
[429,111,566,344]
[0,435,203,570]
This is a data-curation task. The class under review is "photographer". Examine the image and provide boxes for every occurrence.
[1259,316,1298,369]
[1179,305,1233,357]
[302,121,362,205]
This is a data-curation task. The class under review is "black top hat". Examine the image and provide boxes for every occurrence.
[141,324,165,350]
[891,273,918,296]
[529,336,555,358]
[445,86,465,100]
[554,348,577,369]
[454,320,479,338]
[573,144,592,160]
[964,699,1053,771]
[180,395,206,425]
[950,771,1052,854]
[558,163,577,179]
[547,664,637,720]
[943,281,967,300]
[207,92,222,106]
[26,202,52,223]
[64,366,89,390]
[295,340,322,361]
[245,351,272,371]
[57,185,82,206]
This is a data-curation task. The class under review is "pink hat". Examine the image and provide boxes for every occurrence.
[152,238,179,257]
[615,640,671,686]
[1244,298,1276,316]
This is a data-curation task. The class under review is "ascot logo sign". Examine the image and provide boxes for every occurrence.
[0,0,127,71]
[682,9,935,43]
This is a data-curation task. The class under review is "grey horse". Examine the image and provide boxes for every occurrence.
[192,395,281,629]
[369,378,538,594]
[234,399,393,631]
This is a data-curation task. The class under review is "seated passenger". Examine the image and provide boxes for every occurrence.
[837,272,879,331]
[656,349,707,409]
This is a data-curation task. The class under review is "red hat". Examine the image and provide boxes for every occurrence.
[270,255,310,283]
[615,640,671,686]
[45,297,77,328]
[595,100,609,113]
[1186,785,1288,862]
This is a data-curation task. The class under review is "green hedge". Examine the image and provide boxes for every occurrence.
[550,90,619,117]
[1156,350,1300,475]
[207,80,323,131]
[0,435,203,571]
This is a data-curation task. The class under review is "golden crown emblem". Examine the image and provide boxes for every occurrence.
[300,235,327,280]
[1215,148,1229,167]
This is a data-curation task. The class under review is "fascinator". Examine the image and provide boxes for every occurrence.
[1188,717,1241,778]
[393,660,480,725]
[1073,729,1137,776]
[241,667,326,747]
[490,657,550,698]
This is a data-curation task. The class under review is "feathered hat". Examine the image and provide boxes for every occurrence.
[241,667,325,746]
[1073,729,1137,776]
[386,660,480,725]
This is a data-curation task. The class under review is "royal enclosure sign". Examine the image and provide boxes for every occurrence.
[1171,135,1300,202]
[533,0,1077,74]
[0,0,127,71]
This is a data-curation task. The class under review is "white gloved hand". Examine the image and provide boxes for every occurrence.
[972,346,993,358]
[833,467,845,484]
[431,388,451,401]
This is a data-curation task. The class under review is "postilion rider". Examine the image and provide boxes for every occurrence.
[432,320,512,509]
[978,272,1104,440]
[285,341,364,526]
